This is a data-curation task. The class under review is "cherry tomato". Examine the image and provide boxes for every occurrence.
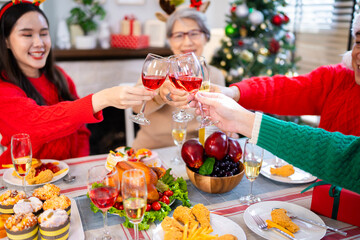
[163,190,173,197]
[158,191,164,198]
[113,202,124,210]
[151,202,161,211]
[146,204,152,211]
[160,195,170,205]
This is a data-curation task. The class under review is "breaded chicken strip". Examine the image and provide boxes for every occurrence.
[164,230,183,240]
[215,234,238,240]
[161,216,184,232]
[173,206,198,229]
[191,204,212,231]
[271,208,299,233]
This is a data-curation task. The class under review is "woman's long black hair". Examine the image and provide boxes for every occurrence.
[0,1,75,105]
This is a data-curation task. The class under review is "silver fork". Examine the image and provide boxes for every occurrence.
[251,213,296,240]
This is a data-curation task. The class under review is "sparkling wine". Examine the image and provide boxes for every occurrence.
[244,161,262,181]
[172,129,186,145]
[89,187,118,211]
[199,81,210,92]
[174,76,202,93]
[13,157,31,177]
[123,197,147,223]
[142,75,166,90]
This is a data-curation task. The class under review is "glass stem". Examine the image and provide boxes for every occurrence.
[176,144,181,160]
[139,101,147,115]
[22,176,26,194]
[102,210,109,236]
[249,180,254,196]
[134,223,139,240]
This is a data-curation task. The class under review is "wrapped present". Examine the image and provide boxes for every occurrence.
[111,34,149,49]
[302,180,360,227]
[120,15,141,36]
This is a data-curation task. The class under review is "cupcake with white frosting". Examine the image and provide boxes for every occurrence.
[13,197,43,215]
[38,209,69,240]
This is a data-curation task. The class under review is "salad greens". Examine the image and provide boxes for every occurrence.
[88,168,191,230]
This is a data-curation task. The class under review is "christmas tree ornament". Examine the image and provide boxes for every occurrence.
[253,42,259,50]
[271,14,283,26]
[238,40,244,46]
[240,27,247,37]
[238,67,244,75]
[257,55,266,63]
[240,50,254,62]
[259,47,269,56]
[229,69,239,77]
[223,48,230,54]
[269,38,280,54]
[260,23,267,30]
[250,25,256,31]
[220,61,226,67]
[235,3,249,17]
[285,32,295,44]
[282,14,290,24]
[225,24,236,36]
[227,41,232,47]
[249,10,264,26]
[231,5,237,13]
[226,75,234,82]
[266,69,272,75]
[275,57,280,64]
[226,53,233,60]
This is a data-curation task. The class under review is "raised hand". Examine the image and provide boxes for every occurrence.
[158,81,189,107]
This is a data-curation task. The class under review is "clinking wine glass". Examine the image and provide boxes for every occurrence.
[130,53,169,125]
[171,118,188,165]
[122,169,147,240]
[239,139,264,205]
[88,165,120,240]
[169,52,202,122]
[11,133,32,194]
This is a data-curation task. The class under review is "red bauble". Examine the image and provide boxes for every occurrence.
[238,40,244,46]
[282,14,290,24]
[272,14,283,26]
[269,39,280,54]
[231,6,236,13]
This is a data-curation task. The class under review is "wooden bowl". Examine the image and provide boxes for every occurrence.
[186,162,245,194]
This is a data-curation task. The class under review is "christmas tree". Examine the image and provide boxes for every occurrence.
[211,0,298,86]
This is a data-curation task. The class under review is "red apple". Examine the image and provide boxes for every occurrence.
[181,139,204,168]
[204,131,228,161]
[228,138,242,163]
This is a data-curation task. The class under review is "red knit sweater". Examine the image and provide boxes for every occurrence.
[231,64,360,136]
[0,68,103,166]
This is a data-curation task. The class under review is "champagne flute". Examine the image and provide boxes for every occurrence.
[170,52,203,122]
[239,139,264,205]
[130,53,169,125]
[11,133,32,193]
[171,118,187,165]
[88,165,120,240]
[122,169,147,240]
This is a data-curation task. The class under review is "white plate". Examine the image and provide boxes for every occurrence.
[152,213,247,240]
[0,198,84,240]
[260,159,317,184]
[243,201,326,240]
[3,160,69,186]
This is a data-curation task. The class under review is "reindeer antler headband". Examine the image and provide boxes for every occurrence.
[156,0,210,22]
[0,0,46,20]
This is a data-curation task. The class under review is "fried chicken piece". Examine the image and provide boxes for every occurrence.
[215,234,238,240]
[164,230,183,240]
[161,216,184,232]
[173,206,198,229]
[270,164,295,177]
[191,204,212,231]
[271,208,299,233]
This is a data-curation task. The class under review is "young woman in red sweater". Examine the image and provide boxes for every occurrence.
[0,1,155,166]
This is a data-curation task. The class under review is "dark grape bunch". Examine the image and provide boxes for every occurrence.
[211,156,240,177]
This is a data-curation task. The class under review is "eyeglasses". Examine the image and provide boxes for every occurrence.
[170,29,205,42]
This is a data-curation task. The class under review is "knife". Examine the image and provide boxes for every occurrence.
[271,227,297,240]
[292,215,347,236]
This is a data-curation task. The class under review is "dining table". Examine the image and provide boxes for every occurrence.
[0,138,359,240]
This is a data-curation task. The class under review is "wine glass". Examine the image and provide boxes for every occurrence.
[11,133,32,193]
[122,169,147,240]
[170,52,203,122]
[239,139,264,205]
[88,165,120,240]
[130,53,169,125]
[171,118,188,165]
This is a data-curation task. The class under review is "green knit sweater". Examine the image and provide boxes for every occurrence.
[257,114,360,194]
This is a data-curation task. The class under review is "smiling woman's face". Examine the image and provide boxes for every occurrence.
[6,11,51,78]
[169,18,207,57]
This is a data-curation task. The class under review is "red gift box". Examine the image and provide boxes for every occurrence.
[308,181,360,227]
[111,34,149,49]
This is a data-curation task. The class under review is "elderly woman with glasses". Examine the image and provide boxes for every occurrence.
[132,7,226,150]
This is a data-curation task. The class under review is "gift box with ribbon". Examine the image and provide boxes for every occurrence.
[111,34,149,49]
[302,180,360,227]
[120,15,141,36]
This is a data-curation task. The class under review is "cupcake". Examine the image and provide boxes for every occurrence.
[38,209,69,240]
[5,213,38,240]
[0,190,26,214]
[13,197,43,215]
[32,184,60,201]
[43,195,71,216]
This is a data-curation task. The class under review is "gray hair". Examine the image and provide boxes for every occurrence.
[166,8,211,41]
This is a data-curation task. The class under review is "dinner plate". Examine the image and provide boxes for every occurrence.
[3,160,69,186]
[260,158,317,184]
[152,213,247,240]
[243,201,326,240]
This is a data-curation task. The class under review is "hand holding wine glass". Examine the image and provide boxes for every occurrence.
[88,165,120,240]
[122,169,147,240]
[239,139,264,205]
[11,133,32,193]
[130,53,169,125]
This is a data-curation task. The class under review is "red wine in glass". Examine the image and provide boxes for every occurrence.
[89,186,118,212]
[169,73,182,89]
[142,75,166,91]
[175,76,202,93]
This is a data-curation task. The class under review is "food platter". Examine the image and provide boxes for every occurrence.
[3,160,69,186]
[260,158,317,184]
[152,213,247,240]
[243,201,326,240]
